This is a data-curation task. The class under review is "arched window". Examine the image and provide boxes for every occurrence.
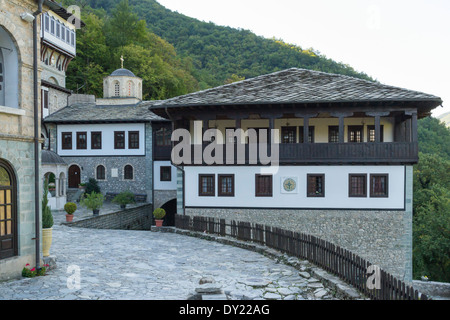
[96,165,106,181]
[114,81,120,97]
[0,160,17,259]
[124,165,133,180]
[0,26,19,108]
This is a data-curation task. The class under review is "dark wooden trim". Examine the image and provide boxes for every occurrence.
[199,174,215,197]
[91,131,102,150]
[255,174,273,197]
[128,131,140,150]
[96,165,106,181]
[218,174,235,197]
[76,131,87,150]
[307,174,325,197]
[160,166,172,182]
[114,131,125,150]
[348,174,367,197]
[370,174,389,198]
[347,126,364,143]
[0,160,18,260]
[61,132,72,150]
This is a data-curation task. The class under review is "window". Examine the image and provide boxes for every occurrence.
[61,132,72,150]
[255,174,272,197]
[70,31,75,47]
[0,47,4,106]
[348,126,364,143]
[56,21,61,38]
[124,165,133,180]
[114,82,120,97]
[41,89,49,110]
[299,126,315,143]
[66,29,70,44]
[155,127,172,146]
[218,174,234,197]
[0,160,17,260]
[96,165,106,181]
[281,127,296,143]
[128,131,140,149]
[307,174,325,197]
[247,128,269,144]
[328,126,339,143]
[160,166,172,182]
[91,132,102,150]
[199,174,215,196]
[349,174,367,197]
[225,128,238,144]
[50,17,55,35]
[370,174,388,197]
[114,131,125,149]
[44,14,50,32]
[367,126,384,142]
[61,25,65,41]
[76,132,87,150]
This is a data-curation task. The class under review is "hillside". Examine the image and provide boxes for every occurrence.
[72,0,374,91]
[438,111,450,127]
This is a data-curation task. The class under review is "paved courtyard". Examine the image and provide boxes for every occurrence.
[0,208,339,300]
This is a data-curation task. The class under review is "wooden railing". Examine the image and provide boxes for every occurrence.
[174,142,419,165]
[175,214,430,300]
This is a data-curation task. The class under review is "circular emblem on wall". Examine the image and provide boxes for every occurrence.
[283,178,296,192]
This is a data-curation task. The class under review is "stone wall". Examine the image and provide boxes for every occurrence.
[64,204,153,230]
[185,207,411,282]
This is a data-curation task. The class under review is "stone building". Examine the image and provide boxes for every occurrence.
[44,67,178,224]
[148,68,443,282]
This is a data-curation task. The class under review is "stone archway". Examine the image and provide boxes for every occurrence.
[160,199,177,227]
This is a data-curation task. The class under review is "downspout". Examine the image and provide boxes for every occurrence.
[33,0,44,271]
[165,107,185,215]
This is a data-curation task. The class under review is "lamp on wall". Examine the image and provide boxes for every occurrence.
[21,12,35,23]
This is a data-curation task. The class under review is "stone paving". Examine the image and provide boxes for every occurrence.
[0,206,345,300]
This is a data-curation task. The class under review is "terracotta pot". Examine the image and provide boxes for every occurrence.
[66,214,74,222]
[42,228,53,257]
[155,219,164,227]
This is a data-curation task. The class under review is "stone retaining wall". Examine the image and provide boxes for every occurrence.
[412,280,450,299]
[64,204,153,230]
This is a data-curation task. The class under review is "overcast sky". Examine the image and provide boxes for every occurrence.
[156,0,450,117]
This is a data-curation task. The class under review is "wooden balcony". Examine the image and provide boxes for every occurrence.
[177,142,418,166]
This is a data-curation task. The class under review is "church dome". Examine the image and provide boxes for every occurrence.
[110,68,137,77]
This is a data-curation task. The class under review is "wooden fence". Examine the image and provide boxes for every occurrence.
[175,214,430,300]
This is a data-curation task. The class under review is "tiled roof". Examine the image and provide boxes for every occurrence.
[44,101,166,124]
[110,68,137,77]
[42,150,66,165]
[146,68,442,109]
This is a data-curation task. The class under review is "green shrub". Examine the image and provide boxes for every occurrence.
[64,202,77,215]
[80,192,104,211]
[85,178,100,195]
[112,191,135,206]
[153,208,166,219]
[42,181,53,229]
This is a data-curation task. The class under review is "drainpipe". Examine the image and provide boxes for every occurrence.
[33,0,44,271]
[165,107,185,215]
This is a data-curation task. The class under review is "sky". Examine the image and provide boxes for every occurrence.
[156,0,450,117]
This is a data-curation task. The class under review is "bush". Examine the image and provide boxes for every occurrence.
[64,202,77,215]
[85,178,101,195]
[80,192,104,211]
[112,191,135,206]
[153,208,166,219]
[42,181,53,229]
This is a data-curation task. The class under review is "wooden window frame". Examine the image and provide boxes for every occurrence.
[307,174,325,197]
[370,174,389,198]
[281,126,297,144]
[0,160,18,260]
[61,132,72,150]
[96,165,106,181]
[299,126,315,143]
[114,131,125,149]
[128,131,140,149]
[348,126,364,143]
[218,174,235,197]
[91,132,102,150]
[76,132,87,150]
[124,165,134,180]
[160,166,172,182]
[255,174,273,197]
[155,127,172,147]
[328,126,339,143]
[367,125,384,142]
[348,174,367,197]
[199,174,215,197]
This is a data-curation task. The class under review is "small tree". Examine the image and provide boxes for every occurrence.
[85,178,101,195]
[42,181,53,229]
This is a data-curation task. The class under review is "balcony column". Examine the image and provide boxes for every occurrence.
[330,112,353,143]
[405,111,418,143]
[366,111,389,142]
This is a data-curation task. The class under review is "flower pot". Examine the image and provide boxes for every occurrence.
[42,228,53,257]
[155,219,164,227]
[93,209,100,216]
[66,214,74,222]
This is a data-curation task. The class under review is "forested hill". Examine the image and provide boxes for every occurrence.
[68,0,374,92]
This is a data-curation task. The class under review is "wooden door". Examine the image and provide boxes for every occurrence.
[68,165,81,188]
[0,161,17,260]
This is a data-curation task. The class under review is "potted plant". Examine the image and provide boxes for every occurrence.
[112,191,135,209]
[153,208,166,227]
[78,182,86,190]
[64,202,77,222]
[80,192,104,216]
[42,181,54,257]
